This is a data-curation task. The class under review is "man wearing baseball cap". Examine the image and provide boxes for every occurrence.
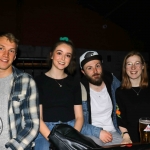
[80,51,122,145]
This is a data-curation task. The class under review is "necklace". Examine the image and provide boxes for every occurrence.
[131,87,142,96]
[47,71,65,87]
[55,79,64,87]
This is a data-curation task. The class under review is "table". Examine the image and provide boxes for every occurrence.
[99,143,150,150]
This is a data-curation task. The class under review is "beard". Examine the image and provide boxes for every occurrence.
[85,72,103,86]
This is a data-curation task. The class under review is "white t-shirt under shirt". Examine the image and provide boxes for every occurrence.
[90,85,116,132]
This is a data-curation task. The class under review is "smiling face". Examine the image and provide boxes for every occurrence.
[125,55,144,82]
[0,36,16,76]
[51,43,72,71]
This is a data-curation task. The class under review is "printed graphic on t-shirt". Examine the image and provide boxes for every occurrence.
[0,117,3,135]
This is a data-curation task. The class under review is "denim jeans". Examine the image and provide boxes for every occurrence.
[33,120,75,150]
[87,131,122,146]
[34,119,102,150]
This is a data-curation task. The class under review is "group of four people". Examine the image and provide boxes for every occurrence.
[0,32,149,150]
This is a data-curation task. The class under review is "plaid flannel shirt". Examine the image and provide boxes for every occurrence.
[5,66,39,150]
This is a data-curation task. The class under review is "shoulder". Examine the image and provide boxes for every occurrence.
[13,66,33,80]
[66,75,80,86]
[13,66,38,80]
[116,86,122,92]
[115,86,128,96]
[12,69,38,90]
[80,76,89,87]
[35,73,45,80]
[67,75,79,82]
[103,70,113,83]
[34,73,47,85]
[112,74,120,82]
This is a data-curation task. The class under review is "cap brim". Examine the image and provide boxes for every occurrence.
[81,55,102,68]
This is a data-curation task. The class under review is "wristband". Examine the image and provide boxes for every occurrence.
[122,131,128,137]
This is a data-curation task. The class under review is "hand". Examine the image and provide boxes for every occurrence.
[121,137,132,144]
[121,134,132,144]
[99,130,112,143]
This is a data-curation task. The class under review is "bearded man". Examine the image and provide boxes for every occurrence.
[80,51,123,145]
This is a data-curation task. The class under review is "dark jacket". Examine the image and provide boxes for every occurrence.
[80,70,121,134]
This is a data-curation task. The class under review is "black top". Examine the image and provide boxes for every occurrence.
[35,73,82,122]
[116,86,150,142]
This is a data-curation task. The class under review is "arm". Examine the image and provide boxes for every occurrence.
[6,77,40,150]
[39,105,51,140]
[80,82,112,143]
[116,89,127,129]
[81,123,112,143]
[74,105,84,132]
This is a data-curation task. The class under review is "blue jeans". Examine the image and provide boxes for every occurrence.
[34,120,75,150]
[34,120,101,150]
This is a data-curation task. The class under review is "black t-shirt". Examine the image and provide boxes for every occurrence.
[116,86,150,142]
[35,73,82,122]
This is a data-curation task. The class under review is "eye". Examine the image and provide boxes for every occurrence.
[135,62,140,65]
[96,64,101,68]
[0,47,4,51]
[127,62,132,66]
[87,67,92,70]
[9,49,15,54]
[57,51,62,55]
[66,54,71,58]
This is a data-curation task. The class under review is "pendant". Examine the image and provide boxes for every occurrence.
[59,84,62,87]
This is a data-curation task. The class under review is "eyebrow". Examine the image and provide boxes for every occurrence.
[126,61,141,63]
[0,44,16,49]
[56,50,72,55]
[86,62,101,68]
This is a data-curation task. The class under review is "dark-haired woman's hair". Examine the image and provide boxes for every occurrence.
[121,51,148,89]
[47,40,76,75]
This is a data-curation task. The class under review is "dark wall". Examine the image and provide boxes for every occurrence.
[15,45,149,80]
[0,0,134,51]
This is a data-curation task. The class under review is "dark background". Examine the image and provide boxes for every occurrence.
[0,0,149,78]
[1,0,149,51]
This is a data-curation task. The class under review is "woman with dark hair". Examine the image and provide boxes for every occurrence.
[34,37,84,150]
[116,51,149,143]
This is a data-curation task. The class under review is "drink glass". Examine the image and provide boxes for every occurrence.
[139,117,150,143]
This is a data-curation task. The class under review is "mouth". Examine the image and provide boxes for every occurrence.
[58,61,65,65]
[0,59,8,63]
[92,74,101,80]
[93,74,100,77]
[130,71,137,74]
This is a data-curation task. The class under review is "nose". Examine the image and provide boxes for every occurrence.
[61,54,65,61]
[93,67,98,73]
[3,50,9,57]
[131,64,136,69]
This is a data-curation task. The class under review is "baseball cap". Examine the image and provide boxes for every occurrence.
[79,51,103,68]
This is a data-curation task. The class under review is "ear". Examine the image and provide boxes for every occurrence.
[142,65,144,69]
[14,54,16,61]
[50,52,53,59]
[81,69,85,75]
